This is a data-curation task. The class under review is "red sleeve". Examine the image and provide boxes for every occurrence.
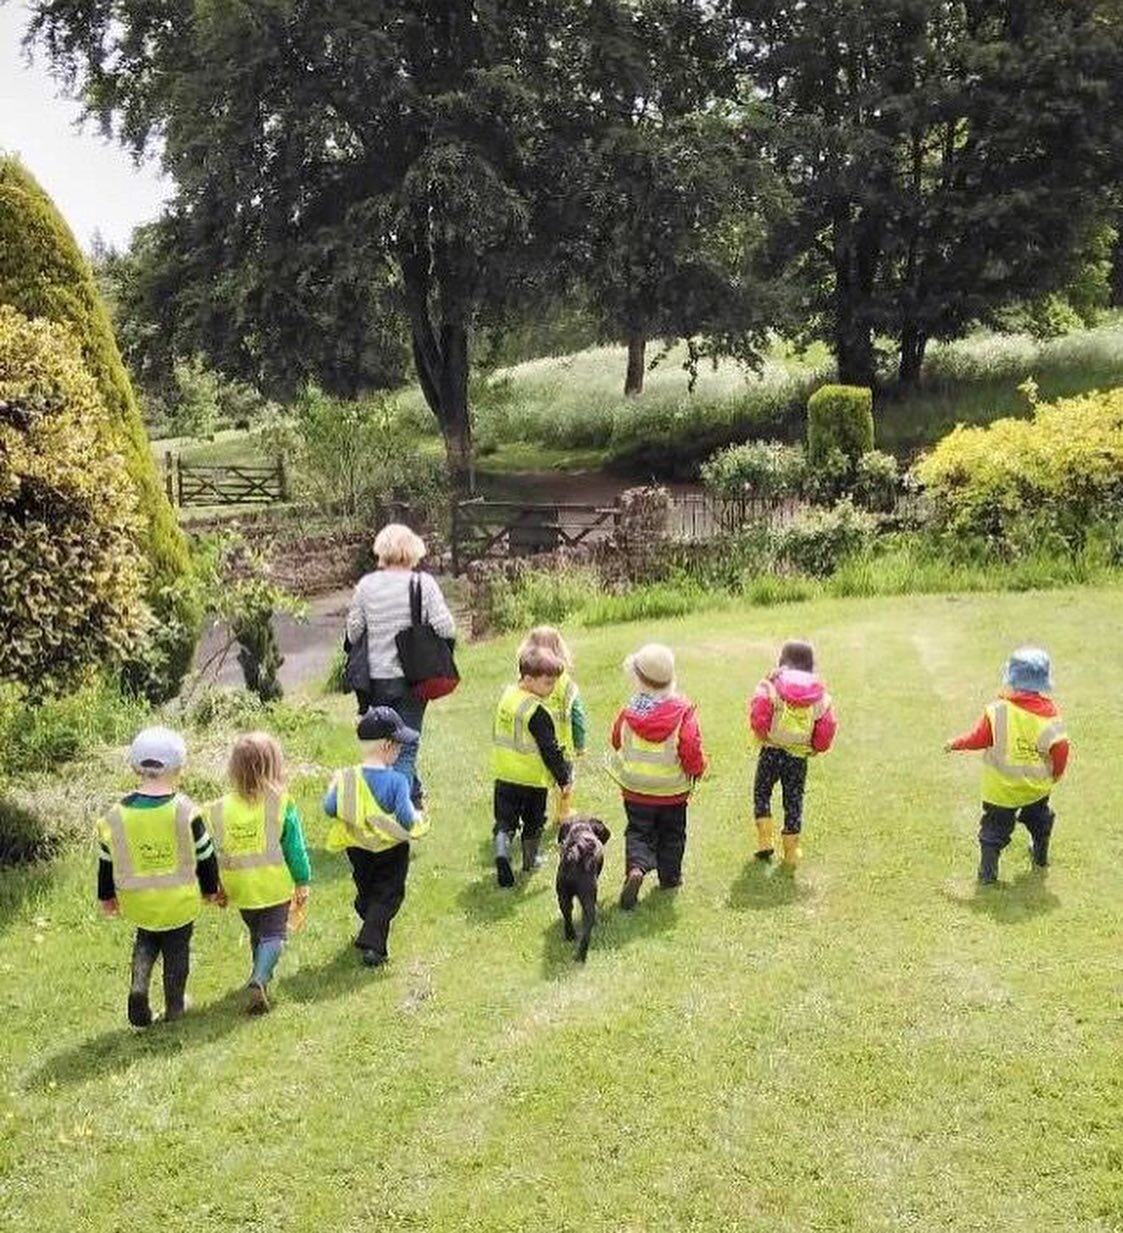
[811,701,837,754]
[948,713,993,751]
[749,684,773,742]
[677,708,707,779]
[610,710,624,751]
[1050,739,1069,780]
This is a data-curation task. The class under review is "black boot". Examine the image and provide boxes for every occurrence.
[1029,834,1050,868]
[495,831,515,888]
[977,844,1001,885]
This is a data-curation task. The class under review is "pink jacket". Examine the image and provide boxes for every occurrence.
[749,668,837,755]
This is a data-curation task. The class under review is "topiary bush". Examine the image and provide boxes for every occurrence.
[915,386,1123,554]
[807,384,875,468]
[0,307,150,694]
[0,157,198,699]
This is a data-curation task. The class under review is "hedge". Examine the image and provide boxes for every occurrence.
[807,384,875,466]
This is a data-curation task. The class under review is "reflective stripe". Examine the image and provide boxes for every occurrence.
[983,703,1053,782]
[106,797,196,891]
[610,723,692,795]
[1036,720,1067,756]
[492,693,540,754]
[210,793,284,871]
[763,681,827,750]
[339,768,413,849]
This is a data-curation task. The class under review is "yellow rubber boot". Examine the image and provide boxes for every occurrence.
[754,817,775,861]
[781,832,802,868]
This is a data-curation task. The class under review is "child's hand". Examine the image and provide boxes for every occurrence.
[207,890,227,908]
[99,898,119,918]
[293,884,310,906]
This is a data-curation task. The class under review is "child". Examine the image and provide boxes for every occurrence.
[610,643,707,908]
[945,646,1069,884]
[749,638,837,868]
[491,645,573,887]
[206,732,311,1014]
[96,727,221,1027]
[518,626,588,821]
[323,707,429,967]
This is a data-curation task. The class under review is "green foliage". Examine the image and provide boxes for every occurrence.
[0,308,150,693]
[851,450,901,513]
[267,386,448,519]
[807,385,875,467]
[0,158,198,698]
[169,354,221,439]
[915,386,1123,554]
[484,566,602,634]
[580,581,717,627]
[774,499,879,578]
[700,441,807,498]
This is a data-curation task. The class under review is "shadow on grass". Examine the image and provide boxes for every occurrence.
[0,858,54,934]
[278,941,385,1004]
[29,987,254,1092]
[305,847,356,887]
[940,869,1060,923]
[540,885,679,979]
[727,859,813,911]
[457,867,551,925]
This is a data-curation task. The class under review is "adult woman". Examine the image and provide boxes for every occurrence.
[346,523,455,806]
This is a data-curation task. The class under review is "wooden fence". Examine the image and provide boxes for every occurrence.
[165,453,288,508]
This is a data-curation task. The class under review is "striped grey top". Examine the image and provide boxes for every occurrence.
[346,569,456,679]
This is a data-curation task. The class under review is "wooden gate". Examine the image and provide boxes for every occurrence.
[165,454,288,508]
[451,499,618,574]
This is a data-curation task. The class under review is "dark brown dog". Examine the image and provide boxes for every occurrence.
[556,816,611,962]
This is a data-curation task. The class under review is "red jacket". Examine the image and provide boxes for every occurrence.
[611,694,707,805]
[749,669,837,754]
[948,691,1069,779]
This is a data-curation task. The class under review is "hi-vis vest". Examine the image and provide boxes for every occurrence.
[548,671,579,755]
[325,767,429,854]
[492,685,552,788]
[981,700,1065,808]
[206,791,294,910]
[97,795,201,930]
[759,680,830,759]
[609,719,692,798]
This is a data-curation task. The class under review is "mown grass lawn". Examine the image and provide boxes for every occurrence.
[1,589,1121,1232]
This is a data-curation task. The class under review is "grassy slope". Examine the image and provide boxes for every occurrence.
[3,589,1121,1233]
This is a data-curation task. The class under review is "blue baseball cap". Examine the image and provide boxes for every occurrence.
[1004,646,1053,694]
[357,706,420,745]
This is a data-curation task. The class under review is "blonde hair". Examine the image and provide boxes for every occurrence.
[374,523,427,569]
[518,645,564,681]
[519,625,573,671]
[228,731,284,801]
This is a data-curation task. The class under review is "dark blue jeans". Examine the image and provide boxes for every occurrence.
[355,678,427,806]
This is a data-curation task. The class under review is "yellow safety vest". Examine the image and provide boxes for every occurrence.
[760,680,830,760]
[981,700,1065,808]
[206,791,294,910]
[547,671,579,756]
[325,766,429,854]
[492,684,552,788]
[96,795,202,931]
[609,719,692,797]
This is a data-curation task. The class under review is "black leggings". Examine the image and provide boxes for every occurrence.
[753,746,809,833]
[130,923,193,1015]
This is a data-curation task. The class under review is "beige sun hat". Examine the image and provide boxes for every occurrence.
[625,643,676,689]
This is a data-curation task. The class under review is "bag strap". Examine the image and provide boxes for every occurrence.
[409,571,424,627]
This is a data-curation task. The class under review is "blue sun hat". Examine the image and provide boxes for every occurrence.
[1003,646,1053,694]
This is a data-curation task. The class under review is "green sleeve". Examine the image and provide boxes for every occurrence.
[570,693,588,753]
[281,801,312,885]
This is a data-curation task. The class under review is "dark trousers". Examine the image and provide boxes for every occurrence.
[623,800,687,887]
[239,902,290,949]
[493,781,548,843]
[979,797,1055,871]
[130,923,193,1015]
[356,678,428,807]
[753,746,809,833]
[347,844,410,959]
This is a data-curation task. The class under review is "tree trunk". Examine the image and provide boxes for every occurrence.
[624,333,646,396]
[832,205,880,389]
[897,325,928,387]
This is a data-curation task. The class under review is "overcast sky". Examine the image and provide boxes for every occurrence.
[0,2,171,251]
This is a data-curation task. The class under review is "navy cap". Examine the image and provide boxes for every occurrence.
[357,705,420,745]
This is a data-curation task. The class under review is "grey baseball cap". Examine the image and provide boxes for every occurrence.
[128,726,188,772]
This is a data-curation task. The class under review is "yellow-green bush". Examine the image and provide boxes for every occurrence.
[0,307,149,692]
[0,157,198,698]
[916,387,1123,551]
